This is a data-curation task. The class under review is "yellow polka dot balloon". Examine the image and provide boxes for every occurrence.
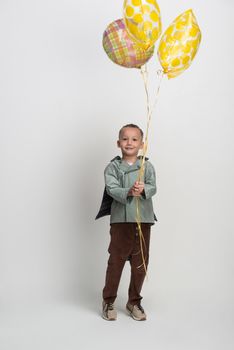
[158,9,202,79]
[123,0,162,50]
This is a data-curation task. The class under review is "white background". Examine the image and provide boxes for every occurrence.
[0,0,233,349]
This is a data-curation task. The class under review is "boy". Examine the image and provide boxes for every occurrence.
[96,124,157,321]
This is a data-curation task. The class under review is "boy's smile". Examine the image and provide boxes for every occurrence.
[117,127,144,162]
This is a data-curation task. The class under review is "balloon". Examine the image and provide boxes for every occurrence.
[123,0,162,50]
[103,19,154,69]
[157,9,202,79]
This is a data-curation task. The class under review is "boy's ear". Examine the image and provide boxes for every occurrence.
[140,141,144,149]
[117,140,120,148]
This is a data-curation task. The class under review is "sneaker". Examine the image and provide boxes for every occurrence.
[126,302,147,321]
[102,301,117,321]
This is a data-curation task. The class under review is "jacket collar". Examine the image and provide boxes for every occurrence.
[111,155,149,173]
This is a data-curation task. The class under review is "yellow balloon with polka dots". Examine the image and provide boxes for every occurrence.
[123,0,162,50]
[158,9,202,79]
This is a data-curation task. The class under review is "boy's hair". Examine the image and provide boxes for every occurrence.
[119,124,144,139]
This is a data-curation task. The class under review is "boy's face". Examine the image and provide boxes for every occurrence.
[117,127,144,158]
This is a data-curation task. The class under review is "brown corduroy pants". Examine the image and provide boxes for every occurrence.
[102,223,151,306]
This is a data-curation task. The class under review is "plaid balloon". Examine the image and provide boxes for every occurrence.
[103,19,154,68]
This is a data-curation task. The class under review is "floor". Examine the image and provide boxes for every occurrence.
[0,295,233,350]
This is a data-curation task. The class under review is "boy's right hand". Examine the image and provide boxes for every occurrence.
[128,181,144,197]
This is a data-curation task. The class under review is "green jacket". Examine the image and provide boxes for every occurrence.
[101,156,157,224]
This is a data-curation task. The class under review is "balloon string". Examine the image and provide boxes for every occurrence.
[135,64,164,277]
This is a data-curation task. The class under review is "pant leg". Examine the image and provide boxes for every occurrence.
[102,223,135,304]
[128,223,151,306]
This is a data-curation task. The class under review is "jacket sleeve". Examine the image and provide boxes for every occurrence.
[141,161,157,199]
[104,163,130,204]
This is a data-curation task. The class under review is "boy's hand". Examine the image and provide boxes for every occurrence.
[128,181,145,197]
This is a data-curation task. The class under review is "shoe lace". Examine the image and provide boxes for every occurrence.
[106,303,114,311]
[136,305,145,313]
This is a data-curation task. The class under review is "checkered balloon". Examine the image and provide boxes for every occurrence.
[103,19,154,69]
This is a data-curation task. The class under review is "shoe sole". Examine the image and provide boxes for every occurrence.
[102,312,117,321]
[126,307,146,321]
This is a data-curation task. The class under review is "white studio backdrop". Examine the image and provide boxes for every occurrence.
[0,0,233,320]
